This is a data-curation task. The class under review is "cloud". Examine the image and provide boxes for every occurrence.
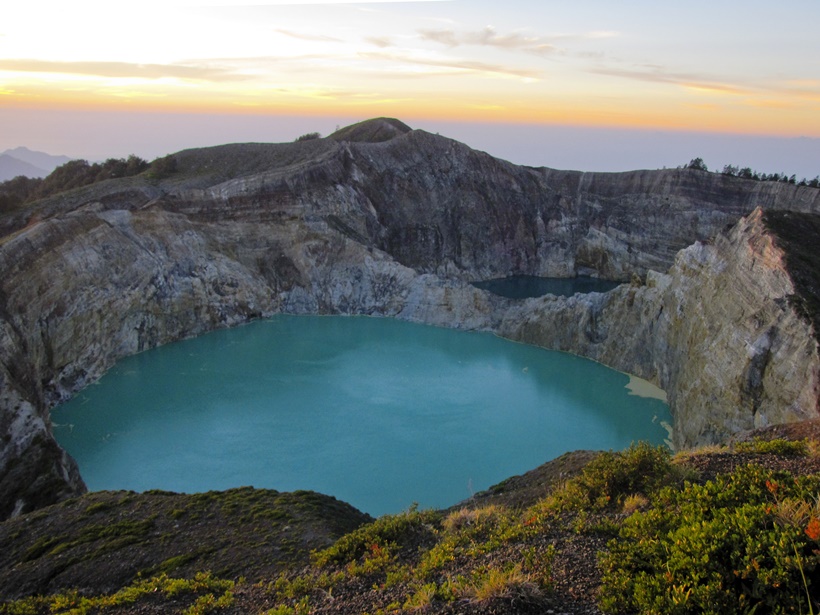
[462,27,557,54]
[787,79,820,90]
[590,65,751,96]
[0,59,248,82]
[274,29,342,42]
[591,64,820,109]
[102,89,168,100]
[781,80,820,101]
[364,36,393,48]
[419,29,459,47]
[741,99,795,110]
[359,51,540,80]
[681,82,749,96]
[419,26,557,56]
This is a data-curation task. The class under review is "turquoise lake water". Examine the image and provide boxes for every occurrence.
[52,315,670,516]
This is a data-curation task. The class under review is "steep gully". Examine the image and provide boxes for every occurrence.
[1,118,818,519]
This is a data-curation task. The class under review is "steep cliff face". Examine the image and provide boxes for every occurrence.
[499,208,820,447]
[0,118,818,518]
[322,129,820,279]
[654,210,819,446]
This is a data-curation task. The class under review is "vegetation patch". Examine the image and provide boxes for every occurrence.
[0,572,234,615]
[3,437,820,613]
[599,464,820,614]
[734,437,810,457]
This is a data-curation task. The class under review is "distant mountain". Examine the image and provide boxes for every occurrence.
[0,147,72,181]
[0,155,47,182]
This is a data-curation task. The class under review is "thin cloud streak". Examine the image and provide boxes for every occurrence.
[593,63,820,105]
[590,65,752,96]
[359,51,541,79]
[364,36,393,48]
[274,29,342,42]
[418,26,558,56]
[0,59,249,82]
[418,26,620,56]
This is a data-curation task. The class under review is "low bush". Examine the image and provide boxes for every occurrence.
[0,572,234,615]
[554,442,676,512]
[735,437,810,457]
[599,464,820,614]
[311,505,437,568]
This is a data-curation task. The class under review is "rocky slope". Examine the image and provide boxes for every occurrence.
[499,208,820,448]
[0,117,818,519]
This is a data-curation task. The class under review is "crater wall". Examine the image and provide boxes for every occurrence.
[1,120,818,518]
[498,208,820,448]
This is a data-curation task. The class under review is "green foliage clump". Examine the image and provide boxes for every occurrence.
[34,156,148,197]
[0,176,42,213]
[263,500,556,614]
[263,597,310,615]
[699,159,819,186]
[147,154,178,179]
[294,132,321,142]
[0,155,150,211]
[554,442,676,512]
[599,464,820,614]
[312,505,437,568]
[417,505,530,577]
[0,572,234,615]
[686,157,708,171]
[735,437,810,457]
[21,517,155,562]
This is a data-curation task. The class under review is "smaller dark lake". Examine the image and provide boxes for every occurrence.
[472,275,622,299]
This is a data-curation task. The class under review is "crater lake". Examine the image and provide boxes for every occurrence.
[52,315,671,516]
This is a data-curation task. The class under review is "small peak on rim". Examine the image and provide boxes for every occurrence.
[328,118,412,143]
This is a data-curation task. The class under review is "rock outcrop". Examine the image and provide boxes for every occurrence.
[1,117,818,518]
[499,208,820,448]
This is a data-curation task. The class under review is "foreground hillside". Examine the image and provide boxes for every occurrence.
[2,423,819,614]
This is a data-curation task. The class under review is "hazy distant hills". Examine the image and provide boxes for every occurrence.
[0,147,72,181]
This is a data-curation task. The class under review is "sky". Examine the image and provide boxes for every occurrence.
[1,0,819,175]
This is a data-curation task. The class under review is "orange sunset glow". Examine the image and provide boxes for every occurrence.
[1,0,819,173]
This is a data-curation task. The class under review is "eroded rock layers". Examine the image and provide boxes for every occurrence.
[499,208,820,448]
[1,118,818,519]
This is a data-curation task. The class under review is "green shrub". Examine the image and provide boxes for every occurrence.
[417,505,524,578]
[147,154,178,179]
[599,464,820,614]
[294,132,321,142]
[735,437,809,457]
[312,506,437,568]
[0,572,235,615]
[555,442,675,511]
